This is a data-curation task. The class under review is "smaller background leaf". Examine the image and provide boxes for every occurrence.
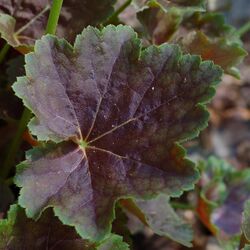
[197,157,250,239]
[121,195,193,247]
[0,14,19,47]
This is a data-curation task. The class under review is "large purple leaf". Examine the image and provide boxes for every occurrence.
[13,25,222,241]
[181,31,247,79]
[121,195,193,247]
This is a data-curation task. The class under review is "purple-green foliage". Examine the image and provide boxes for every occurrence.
[0,0,248,249]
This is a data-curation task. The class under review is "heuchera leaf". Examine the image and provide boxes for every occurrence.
[178,13,247,78]
[0,14,19,47]
[243,200,250,243]
[0,0,48,52]
[137,7,182,44]
[0,0,116,46]
[181,12,235,38]
[137,9,225,45]
[13,25,222,241]
[181,31,247,79]
[120,195,193,247]
[0,204,128,250]
[134,1,203,42]
[212,179,250,236]
[137,8,247,78]
[197,157,250,238]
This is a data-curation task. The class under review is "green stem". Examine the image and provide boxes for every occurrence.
[236,21,250,38]
[45,0,64,35]
[0,43,10,64]
[104,0,132,25]
[1,109,32,178]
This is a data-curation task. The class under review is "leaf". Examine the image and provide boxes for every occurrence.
[121,195,193,247]
[182,12,235,38]
[13,25,222,241]
[181,31,247,79]
[135,1,205,44]
[137,7,182,44]
[137,8,247,78]
[197,157,250,238]
[212,179,250,236]
[0,14,20,47]
[0,0,116,46]
[178,12,247,78]
[0,204,128,250]
[243,200,250,242]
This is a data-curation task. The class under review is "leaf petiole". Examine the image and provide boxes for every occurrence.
[45,0,64,35]
[235,21,250,38]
